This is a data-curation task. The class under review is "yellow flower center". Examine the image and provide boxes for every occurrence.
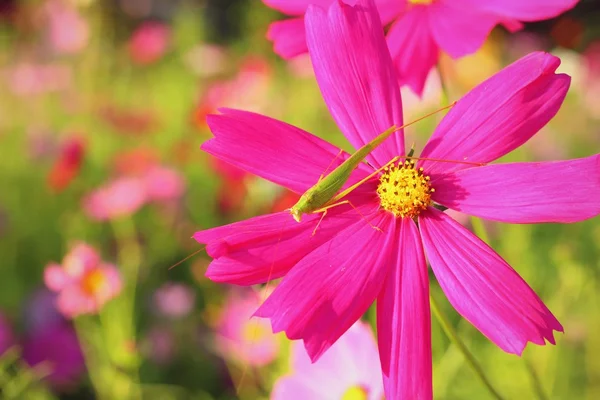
[81,269,107,296]
[377,159,433,218]
[341,385,369,400]
[409,0,434,4]
[241,321,269,342]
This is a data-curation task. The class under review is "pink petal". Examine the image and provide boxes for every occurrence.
[196,194,380,285]
[44,264,69,291]
[386,5,439,97]
[204,108,371,194]
[458,0,578,21]
[428,1,500,58]
[419,208,563,355]
[263,0,334,15]
[419,52,570,178]
[500,19,524,33]
[263,0,404,21]
[305,0,404,167]
[274,321,383,399]
[255,212,395,361]
[272,376,323,400]
[433,155,600,224]
[267,18,309,59]
[377,218,432,400]
[265,1,404,60]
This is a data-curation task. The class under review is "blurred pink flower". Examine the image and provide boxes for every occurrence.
[215,289,279,366]
[144,326,175,365]
[83,177,148,221]
[582,41,600,118]
[272,321,383,400]
[143,166,186,202]
[264,0,577,95]
[193,57,272,128]
[209,156,250,215]
[6,62,72,96]
[47,135,85,193]
[44,243,123,317]
[98,104,158,136]
[44,0,89,54]
[183,44,228,77]
[153,282,195,318]
[0,312,16,356]
[128,21,170,65]
[22,324,85,388]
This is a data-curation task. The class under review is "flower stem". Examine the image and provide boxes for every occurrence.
[525,358,549,400]
[429,294,505,400]
[106,217,143,399]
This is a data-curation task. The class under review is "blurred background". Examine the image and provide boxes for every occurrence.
[1,0,600,399]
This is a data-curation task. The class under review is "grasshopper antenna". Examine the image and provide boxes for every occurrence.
[168,246,207,270]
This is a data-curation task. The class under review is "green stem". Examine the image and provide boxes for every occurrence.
[525,358,549,400]
[437,60,450,106]
[430,294,505,400]
[73,316,112,400]
[107,217,143,399]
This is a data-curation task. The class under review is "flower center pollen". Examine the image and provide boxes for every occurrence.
[409,0,434,5]
[376,160,434,218]
[341,385,369,400]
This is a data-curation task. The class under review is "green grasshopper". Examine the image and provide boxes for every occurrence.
[289,102,457,230]
[170,102,463,270]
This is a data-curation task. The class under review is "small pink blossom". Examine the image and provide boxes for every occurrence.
[128,21,170,65]
[263,0,578,95]
[273,321,383,400]
[144,326,175,365]
[193,57,273,128]
[47,135,85,193]
[44,0,89,54]
[44,243,123,318]
[214,289,279,366]
[153,282,195,318]
[83,177,148,221]
[194,2,599,399]
[6,62,72,96]
[143,166,186,202]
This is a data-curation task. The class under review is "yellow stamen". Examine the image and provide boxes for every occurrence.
[242,321,269,342]
[341,385,369,400]
[377,159,433,218]
[81,269,107,296]
[409,0,434,4]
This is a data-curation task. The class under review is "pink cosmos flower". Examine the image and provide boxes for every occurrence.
[153,282,195,318]
[214,288,279,367]
[272,320,383,400]
[47,135,85,193]
[44,243,123,318]
[194,2,600,398]
[264,0,577,95]
[143,166,186,202]
[44,0,89,55]
[128,21,170,65]
[193,57,272,129]
[6,62,72,96]
[83,177,148,221]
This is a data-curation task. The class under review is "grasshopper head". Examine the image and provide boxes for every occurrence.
[290,206,302,223]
